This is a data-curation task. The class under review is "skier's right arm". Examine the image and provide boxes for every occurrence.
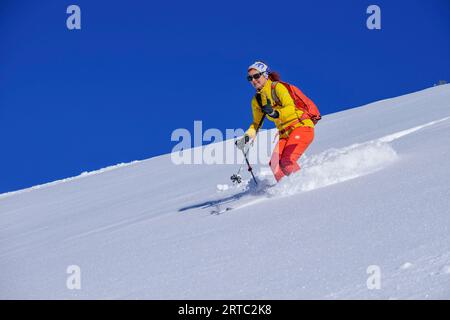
[245,98,264,139]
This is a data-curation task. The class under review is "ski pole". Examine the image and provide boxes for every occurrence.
[232,114,266,185]
[241,147,258,185]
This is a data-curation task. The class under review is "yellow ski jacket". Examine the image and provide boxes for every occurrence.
[246,79,314,139]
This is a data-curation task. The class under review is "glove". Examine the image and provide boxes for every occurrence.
[236,134,250,150]
[261,98,279,118]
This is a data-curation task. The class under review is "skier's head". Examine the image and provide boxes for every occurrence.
[247,61,269,90]
[247,61,281,90]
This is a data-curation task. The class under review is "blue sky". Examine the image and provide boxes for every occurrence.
[1,0,449,193]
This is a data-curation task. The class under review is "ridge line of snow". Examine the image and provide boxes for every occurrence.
[323,84,450,119]
[0,161,142,199]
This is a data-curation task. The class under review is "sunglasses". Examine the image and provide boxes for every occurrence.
[247,72,264,81]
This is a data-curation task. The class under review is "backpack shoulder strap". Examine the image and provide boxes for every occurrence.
[255,92,263,107]
[270,81,282,106]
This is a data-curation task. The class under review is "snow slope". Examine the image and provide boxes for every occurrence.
[1,85,450,299]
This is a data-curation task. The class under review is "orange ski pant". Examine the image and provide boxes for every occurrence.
[269,126,314,182]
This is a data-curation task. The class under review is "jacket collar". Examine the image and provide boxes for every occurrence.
[257,79,272,95]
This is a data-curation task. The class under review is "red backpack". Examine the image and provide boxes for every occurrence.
[270,81,321,124]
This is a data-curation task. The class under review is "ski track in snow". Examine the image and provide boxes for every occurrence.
[269,139,398,196]
[206,116,450,211]
[270,116,450,197]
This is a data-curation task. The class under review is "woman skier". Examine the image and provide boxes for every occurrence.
[236,61,318,182]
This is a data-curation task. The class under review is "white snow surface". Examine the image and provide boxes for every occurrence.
[1,85,450,299]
